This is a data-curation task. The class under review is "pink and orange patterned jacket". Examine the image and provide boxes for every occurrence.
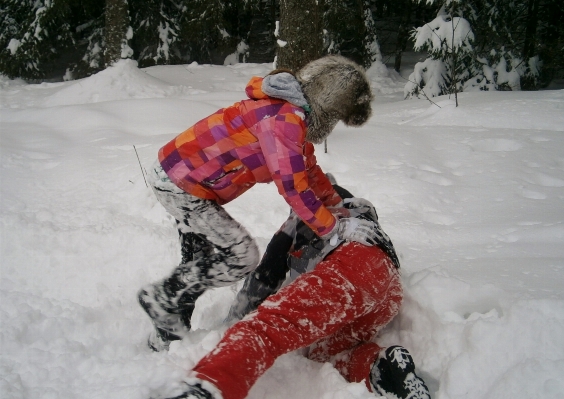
[158,76,341,236]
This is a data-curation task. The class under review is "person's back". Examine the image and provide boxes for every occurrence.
[158,76,307,204]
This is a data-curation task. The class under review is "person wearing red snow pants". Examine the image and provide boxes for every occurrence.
[160,190,431,399]
[192,242,401,399]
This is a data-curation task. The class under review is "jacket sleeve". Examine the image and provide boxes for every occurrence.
[303,142,343,207]
[254,112,337,237]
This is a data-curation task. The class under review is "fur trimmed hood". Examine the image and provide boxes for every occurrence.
[296,55,373,144]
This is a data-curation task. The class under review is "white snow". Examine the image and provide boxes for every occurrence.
[7,38,21,55]
[1,60,564,399]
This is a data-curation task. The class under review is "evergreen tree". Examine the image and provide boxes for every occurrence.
[324,0,379,68]
[405,6,475,104]
[1,0,559,87]
[529,0,563,87]
[406,0,560,93]
[68,14,105,79]
[129,0,185,67]
[471,0,541,90]
[368,0,439,72]
[180,0,230,64]
[0,0,75,80]
[245,0,279,63]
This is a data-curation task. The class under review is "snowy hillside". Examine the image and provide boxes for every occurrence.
[1,60,563,399]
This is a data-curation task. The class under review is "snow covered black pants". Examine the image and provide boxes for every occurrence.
[139,161,260,338]
[191,242,402,399]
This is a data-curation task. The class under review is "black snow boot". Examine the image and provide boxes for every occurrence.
[146,326,182,352]
[138,285,195,352]
[370,346,431,399]
[164,382,215,399]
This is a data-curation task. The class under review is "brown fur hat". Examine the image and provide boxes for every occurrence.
[296,55,373,144]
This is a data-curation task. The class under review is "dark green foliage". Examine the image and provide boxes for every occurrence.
[405,0,563,97]
[129,0,184,67]
[0,0,75,79]
[323,0,378,68]
[180,0,229,64]
[0,0,561,88]
[368,0,440,69]
[68,15,106,78]
[534,0,564,86]
[245,0,279,63]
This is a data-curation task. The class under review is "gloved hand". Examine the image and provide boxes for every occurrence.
[330,217,378,246]
[343,197,378,221]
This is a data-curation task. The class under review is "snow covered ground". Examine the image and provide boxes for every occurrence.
[1,59,564,399]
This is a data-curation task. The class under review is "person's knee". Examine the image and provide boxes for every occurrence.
[230,236,260,269]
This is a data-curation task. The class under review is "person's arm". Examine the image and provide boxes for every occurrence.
[303,142,343,207]
[255,112,337,237]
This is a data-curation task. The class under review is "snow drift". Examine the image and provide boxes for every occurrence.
[1,60,564,399]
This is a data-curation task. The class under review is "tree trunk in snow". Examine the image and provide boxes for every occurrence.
[394,0,412,72]
[522,0,540,61]
[277,0,323,71]
[105,0,131,67]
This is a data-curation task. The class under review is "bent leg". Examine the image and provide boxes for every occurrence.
[307,245,402,390]
[140,163,260,338]
[139,198,260,337]
[192,243,396,399]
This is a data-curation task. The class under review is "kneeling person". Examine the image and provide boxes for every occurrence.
[162,183,431,399]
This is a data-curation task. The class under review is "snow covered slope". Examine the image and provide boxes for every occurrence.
[1,60,563,399]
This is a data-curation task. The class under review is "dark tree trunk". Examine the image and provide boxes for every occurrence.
[394,0,413,72]
[277,0,323,71]
[522,0,540,60]
[521,0,540,89]
[105,0,130,67]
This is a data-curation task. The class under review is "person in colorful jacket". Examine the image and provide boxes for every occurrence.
[158,180,431,399]
[138,55,377,351]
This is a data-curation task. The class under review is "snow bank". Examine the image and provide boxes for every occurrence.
[46,60,206,107]
[1,61,564,399]
[380,270,564,399]
[396,92,564,132]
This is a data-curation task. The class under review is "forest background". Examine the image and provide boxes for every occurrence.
[0,0,563,95]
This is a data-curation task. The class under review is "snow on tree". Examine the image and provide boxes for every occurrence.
[323,0,380,69]
[404,58,449,98]
[405,8,474,105]
[467,0,541,90]
[406,0,554,96]
[68,17,106,79]
[129,0,185,67]
[1,0,559,86]
[0,0,74,80]
[224,41,250,65]
[244,0,279,64]
[179,0,231,65]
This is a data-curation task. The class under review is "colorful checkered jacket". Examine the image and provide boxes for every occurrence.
[158,76,342,237]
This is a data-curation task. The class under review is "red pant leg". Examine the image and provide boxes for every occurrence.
[307,244,402,391]
[333,342,383,388]
[192,243,401,399]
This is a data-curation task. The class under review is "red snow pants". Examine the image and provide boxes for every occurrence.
[192,242,403,399]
